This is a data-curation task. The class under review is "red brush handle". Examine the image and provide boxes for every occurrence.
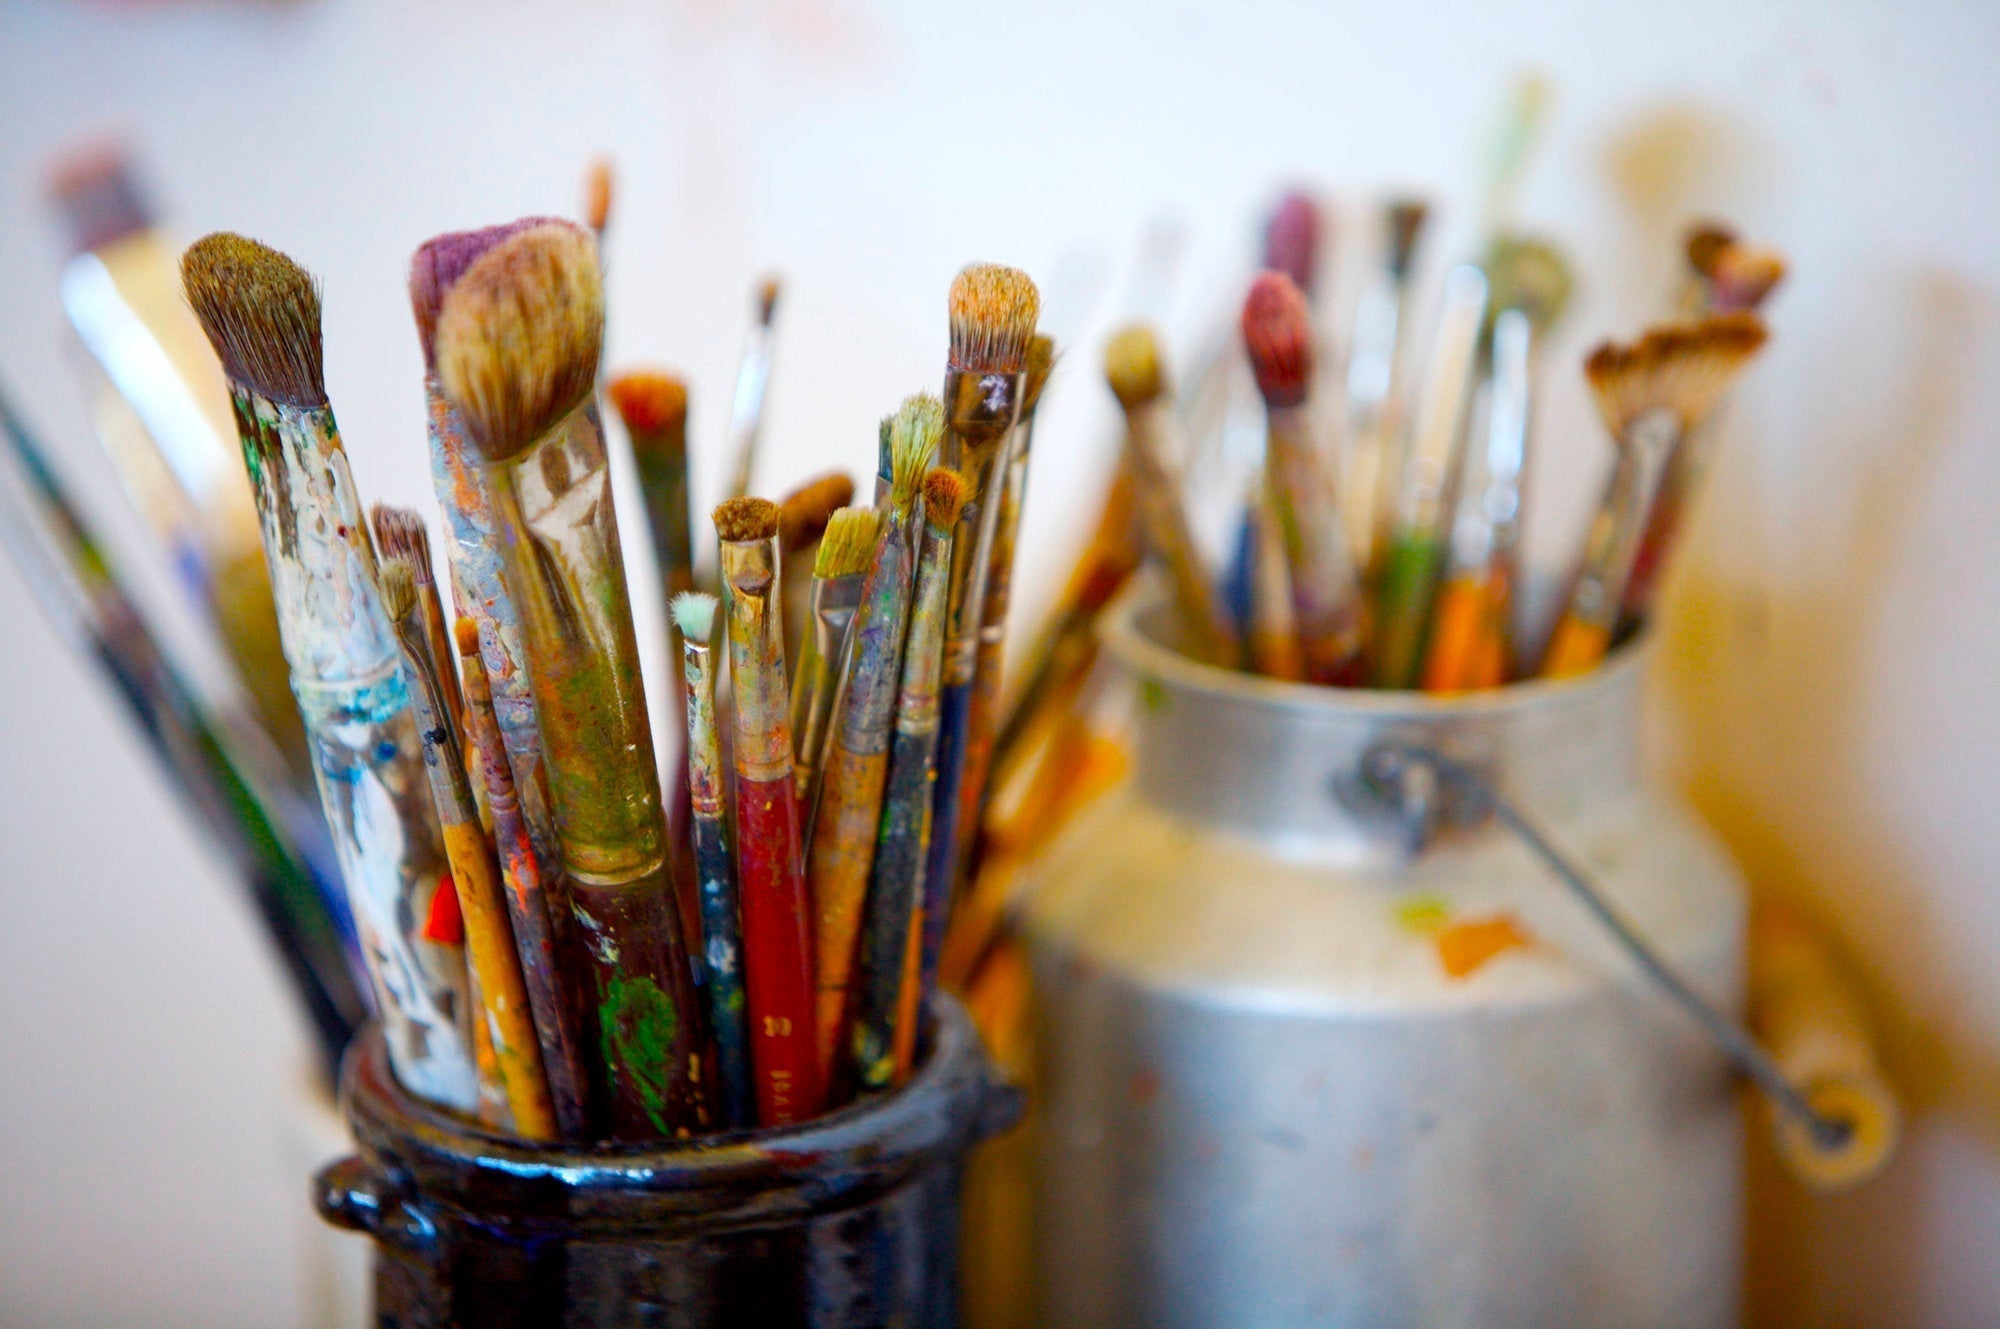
[734,772,823,1124]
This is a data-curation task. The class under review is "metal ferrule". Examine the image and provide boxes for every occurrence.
[938,368,1024,687]
[1569,410,1682,632]
[720,535,792,783]
[1390,264,1489,539]
[1450,307,1534,575]
[895,519,957,735]
[680,637,725,822]
[835,508,917,754]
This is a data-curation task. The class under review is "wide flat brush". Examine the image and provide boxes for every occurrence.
[715,497,823,1124]
[723,276,782,500]
[1543,313,1768,677]
[383,563,557,1139]
[789,506,880,808]
[804,401,937,1084]
[183,233,476,1111]
[853,467,965,1091]
[777,470,856,672]
[436,220,708,1137]
[672,592,754,1129]
[1241,271,1363,684]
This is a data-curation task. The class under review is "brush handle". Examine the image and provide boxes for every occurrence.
[1370,530,1447,688]
[735,771,822,1125]
[854,721,939,1090]
[1264,406,1363,684]
[692,811,753,1129]
[919,675,976,995]
[1421,573,1508,693]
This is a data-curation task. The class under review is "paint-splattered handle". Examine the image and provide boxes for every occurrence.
[919,678,976,995]
[853,724,939,1090]
[692,815,753,1129]
[736,773,823,1126]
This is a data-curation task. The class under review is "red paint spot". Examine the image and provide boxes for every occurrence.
[421,871,464,944]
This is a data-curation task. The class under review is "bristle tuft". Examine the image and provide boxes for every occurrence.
[948,264,1040,374]
[409,219,556,369]
[888,393,943,509]
[1103,325,1165,409]
[48,140,152,253]
[181,233,327,407]
[1262,190,1319,296]
[672,591,719,644]
[922,468,969,527]
[453,616,482,658]
[379,558,417,622]
[607,370,690,445]
[756,275,782,327]
[583,157,613,235]
[369,504,433,582]
[713,496,779,544]
[1022,334,1058,414]
[778,472,856,554]
[1584,312,1769,440]
[1685,222,1737,278]
[1485,234,1574,334]
[1240,271,1313,408]
[1708,243,1787,312]
[1386,199,1430,279]
[815,507,881,578]
[434,221,603,460]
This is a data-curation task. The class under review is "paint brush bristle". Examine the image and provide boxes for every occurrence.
[948,264,1040,375]
[713,496,780,545]
[370,505,434,585]
[756,275,782,328]
[1022,334,1058,415]
[49,141,153,254]
[434,220,603,462]
[1263,190,1320,296]
[1709,243,1787,312]
[1685,222,1738,279]
[1103,325,1166,410]
[888,393,944,510]
[671,590,719,646]
[606,370,690,451]
[583,157,614,236]
[1387,199,1430,280]
[379,558,417,623]
[1485,234,1574,334]
[409,220,555,369]
[1584,312,1769,440]
[815,507,882,578]
[777,473,857,555]
[1241,271,1313,409]
[453,615,482,659]
[181,232,327,407]
[922,468,970,528]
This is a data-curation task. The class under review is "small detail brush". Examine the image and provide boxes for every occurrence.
[777,470,857,671]
[790,505,881,806]
[1350,198,1432,566]
[672,591,754,1130]
[372,506,463,742]
[1543,313,1769,677]
[1245,481,1306,681]
[715,496,823,1125]
[723,276,782,500]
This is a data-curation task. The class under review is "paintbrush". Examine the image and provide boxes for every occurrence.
[182,233,477,1112]
[435,219,709,1138]
[921,265,1040,967]
[1368,264,1490,688]
[50,145,306,779]
[789,505,880,807]
[777,470,856,670]
[453,616,593,1139]
[1424,238,1574,690]
[371,506,464,742]
[382,562,558,1139]
[853,466,966,1091]
[1245,480,1306,681]
[1241,271,1364,685]
[950,335,1056,904]
[1104,325,1239,664]
[582,156,613,251]
[723,276,782,500]
[714,496,823,1125]
[671,591,754,1129]
[0,382,366,1078]
[804,399,937,1083]
[1348,198,1431,568]
[1543,313,1769,677]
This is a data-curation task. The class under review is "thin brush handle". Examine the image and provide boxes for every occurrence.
[483,399,706,1138]
[1421,573,1508,692]
[722,534,822,1125]
[1246,485,1305,681]
[1544,416,1679,677]
[461,634,593,1139]
[1125,400,1239,665]
[1372,530,1448,687]
[681,633,752,1129]
[1263,403,1362,683]
[233,391,475,1111]
[1619,413,1721,634]
[853,512,953,1090]
[918,678,975,994]
[723,325,773,501]
[790,576,860,807]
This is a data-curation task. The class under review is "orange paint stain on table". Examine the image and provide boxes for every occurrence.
[1434,914,1533,978]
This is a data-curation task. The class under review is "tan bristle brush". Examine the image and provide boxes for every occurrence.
[777,470,856,667]
[1543,313,1769,677]
[1241,271,1363,684]
[1678,221,1737,317]
[372,504,463,744]
[583,156,613,248]
[1103,325,1237,665]
[790,505,882,807]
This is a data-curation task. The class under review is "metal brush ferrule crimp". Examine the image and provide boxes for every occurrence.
[942,369,1024,457]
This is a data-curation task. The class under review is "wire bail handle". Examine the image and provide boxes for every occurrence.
[1350,737,1852,1153]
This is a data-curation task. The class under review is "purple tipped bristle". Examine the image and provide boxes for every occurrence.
[1262,190,1320,299]
[409,216,568,364]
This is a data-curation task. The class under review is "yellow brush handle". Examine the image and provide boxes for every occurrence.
[1540,613,1610,679]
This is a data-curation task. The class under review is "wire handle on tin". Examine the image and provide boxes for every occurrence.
[1360,739,1854,1153]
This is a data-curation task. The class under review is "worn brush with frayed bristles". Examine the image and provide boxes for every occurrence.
[372,504,464,742]
[948,263,1040,376]
[182,231,479,1114]
[723,275,783,500]
[435,218,710,1140]
[1707,243,1787,315]
[671,589,753,1129]
[855,466,967,1090]
[715,497,823,1125]
[1104,325,1237,666]
[1263,190,1321,300]
[790,505,882,808]
[777,471,857,670]
[1242,271,1363,684]
[807,394,940,1093]
[1544,313,1770,677]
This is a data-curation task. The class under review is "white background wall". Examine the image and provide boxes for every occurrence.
[0,0,1994,1323]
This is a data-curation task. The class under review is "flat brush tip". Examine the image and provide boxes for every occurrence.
[888,392,944,507]
[948,263,1040,375]
[778,472,856,554]
[48,139,152,254]
[1022,334,1059,414]
[410,218,558,369]
[181,232,327,407]
[1103,324,1165,409]
[607,370,690,442]
[816,506,881,578]
[1240,270,1312,409]
[583,156,614,234]
[379,558,417,621]
[453,615,482,658]
[671,590,719,644]
[713,496,779,543]
[756,274,782,326]
[922,467,969,527]
[369,504,433,578]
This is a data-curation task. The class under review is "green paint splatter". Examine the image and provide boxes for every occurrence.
[1394,894,1452,935]
[600,975,678,1134]
[1139,677,1169,713]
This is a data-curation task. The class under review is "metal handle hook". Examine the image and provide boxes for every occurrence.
[1363,738,1853,1154]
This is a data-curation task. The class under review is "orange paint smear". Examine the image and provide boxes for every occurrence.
[1435,914,1532,978]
